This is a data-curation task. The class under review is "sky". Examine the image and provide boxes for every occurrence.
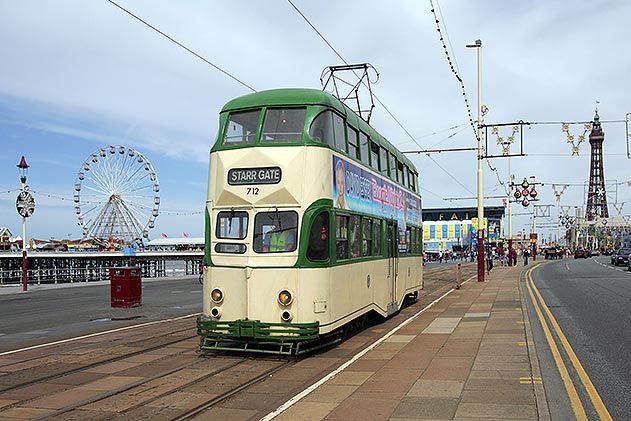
[1,0,630,242]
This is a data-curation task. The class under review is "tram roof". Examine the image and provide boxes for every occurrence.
[221,88,417,170]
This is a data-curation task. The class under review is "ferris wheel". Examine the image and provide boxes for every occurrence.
[73,145,160,245]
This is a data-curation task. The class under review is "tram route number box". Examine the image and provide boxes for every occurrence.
[109,267,142,308]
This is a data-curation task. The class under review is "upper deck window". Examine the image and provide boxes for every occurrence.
[347,124,359,159]
[359,132,369,166]
[370,141,380,172]
[309,110,334,147]
[379,147,388,177]
[261,108,306,143]
[224,110,260,145]
[333,113,346,152]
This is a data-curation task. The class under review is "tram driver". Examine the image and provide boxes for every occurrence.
[262,216,296,252]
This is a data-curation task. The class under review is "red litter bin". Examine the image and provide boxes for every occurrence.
[110,267,142,308]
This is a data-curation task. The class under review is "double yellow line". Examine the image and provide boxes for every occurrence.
[525,265,611,421]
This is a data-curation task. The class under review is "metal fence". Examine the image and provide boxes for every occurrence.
[0,253,203,285]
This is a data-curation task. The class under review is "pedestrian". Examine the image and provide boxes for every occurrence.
[523,248,529,265]
[487,250,493,273]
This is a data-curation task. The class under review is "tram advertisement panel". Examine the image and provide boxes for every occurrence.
[332,156,421,227]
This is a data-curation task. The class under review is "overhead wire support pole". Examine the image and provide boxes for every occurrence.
[466,39,484,282]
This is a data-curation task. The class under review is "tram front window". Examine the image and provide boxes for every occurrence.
[262,108,306,143]
[224,109,260,145]
[216,211,248,239]
[254,211,298,253]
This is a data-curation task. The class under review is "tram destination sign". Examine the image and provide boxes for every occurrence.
[16,191,35,218]
[228,167,282,185]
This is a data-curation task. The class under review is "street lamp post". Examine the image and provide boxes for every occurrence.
[17,156,29,292]
[467,39,485,281]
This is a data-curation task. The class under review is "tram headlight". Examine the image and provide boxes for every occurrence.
[210,288,224,304]
[278,289,293,306]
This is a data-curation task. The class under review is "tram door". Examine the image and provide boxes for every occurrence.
[386,220,399,315]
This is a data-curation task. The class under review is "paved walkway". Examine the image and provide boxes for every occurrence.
[275,265,549,420]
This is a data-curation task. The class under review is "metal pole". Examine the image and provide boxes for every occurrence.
[508,157,513,265]
[475,42,485,281]
[556,196,561,246]
[532,204,537,261]
[21,180,27,292]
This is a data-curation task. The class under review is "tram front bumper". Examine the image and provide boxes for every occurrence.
[197,316,319,342]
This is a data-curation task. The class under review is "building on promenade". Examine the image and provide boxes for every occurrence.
[569,210,631,251]
[422,206,505,256]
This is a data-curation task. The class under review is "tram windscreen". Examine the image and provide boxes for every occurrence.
[253,211,298,253]
[224,110,260,145]
[261,108,305,143]
[216,211,248,239]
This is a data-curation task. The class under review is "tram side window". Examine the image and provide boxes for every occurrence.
[262,108,306,143]
[389,153,397,181]
[397,161,405,185]
[362,218,372,257]
[399,162,406,186]
[372,219,382,255]
[336,215,349,260]
[350,215,360,258]
[360,132,370,166]
[347,125,359,159]
[253,211,298,253]
[409,171,417,192]
[216,211,248,239]
[309,111,335,147]
[224,110,260,145]
[333,113,346,152]
[370,141,380,172]
[307,212,329,262]
[380,147,389,177]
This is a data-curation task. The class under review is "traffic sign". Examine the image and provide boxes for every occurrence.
[16,191,35,218]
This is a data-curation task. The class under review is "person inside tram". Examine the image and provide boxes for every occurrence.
[262,216,296,252]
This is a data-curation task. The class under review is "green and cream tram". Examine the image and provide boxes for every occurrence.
[198,88,423,354]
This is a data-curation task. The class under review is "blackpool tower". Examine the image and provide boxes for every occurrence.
[585,111,609,220]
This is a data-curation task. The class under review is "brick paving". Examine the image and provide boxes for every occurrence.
[277,265,544,420]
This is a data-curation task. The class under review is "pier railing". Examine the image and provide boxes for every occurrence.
[0,251,203,285]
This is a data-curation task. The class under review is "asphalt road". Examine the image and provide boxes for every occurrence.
[0,276,202,352]
[532,256,631,419]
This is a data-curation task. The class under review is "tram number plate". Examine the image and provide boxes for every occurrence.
[228,167,282,186]
[246,187,259,196]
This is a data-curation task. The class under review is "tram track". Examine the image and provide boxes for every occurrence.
[172,359,292,420]
[35,356,261,420]
[0,326,197,394]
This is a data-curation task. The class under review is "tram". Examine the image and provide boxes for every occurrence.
[197,88,423,354]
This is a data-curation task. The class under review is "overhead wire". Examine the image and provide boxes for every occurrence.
[287,0,476,198]
[429,0,508,196]
[105,0,256,92]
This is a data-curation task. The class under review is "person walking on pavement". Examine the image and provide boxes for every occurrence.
[523,248,530,265]
[486,245,493,274]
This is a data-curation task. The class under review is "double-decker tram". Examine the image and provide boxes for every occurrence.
[198,88,423,355]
